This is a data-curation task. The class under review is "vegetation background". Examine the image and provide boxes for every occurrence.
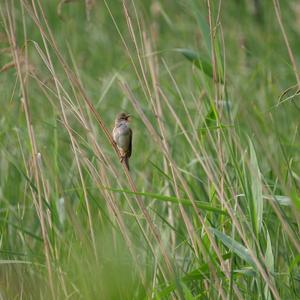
[0,0,300,299]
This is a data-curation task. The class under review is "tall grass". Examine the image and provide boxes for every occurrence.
[0,0,299,299]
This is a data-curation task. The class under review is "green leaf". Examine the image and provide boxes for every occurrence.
[289,255,300,272]
[105,187,227,215]
[176,48,224,83]
[210,227,256,268]
[204,107,217,128]
[182,283,195,300]
[0,218,43,242]
[158,253,231,297]
[249,138,263,234]
[265,230,274,273]
[176,48,212,78]
[290,190,300,213]
[56,197,66,226]
[233,267,257,277]
[264,230,275,300]
[264,195,291,206]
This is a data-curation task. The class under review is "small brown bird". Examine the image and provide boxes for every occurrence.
[112,112,132,170]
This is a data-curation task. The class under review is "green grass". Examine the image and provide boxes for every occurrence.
[0,0,300,299]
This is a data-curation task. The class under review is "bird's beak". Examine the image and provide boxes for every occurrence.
[126,114,131,121]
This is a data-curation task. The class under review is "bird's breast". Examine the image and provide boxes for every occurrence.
[113,125,131,150]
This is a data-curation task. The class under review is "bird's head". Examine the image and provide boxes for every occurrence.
[115,112,131,123]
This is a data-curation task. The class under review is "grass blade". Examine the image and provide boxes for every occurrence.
[175,48,223,83]
[105,187,227,215]
[249,138,263,234]
[210,227,256,268]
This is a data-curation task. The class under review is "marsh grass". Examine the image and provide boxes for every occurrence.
[0,0,299,299]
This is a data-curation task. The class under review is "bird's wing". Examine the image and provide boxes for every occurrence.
[127,127,132,158]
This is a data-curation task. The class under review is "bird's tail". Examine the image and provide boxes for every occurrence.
[124,156,130,171]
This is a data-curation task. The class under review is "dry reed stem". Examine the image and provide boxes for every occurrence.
[120,80,234,300]
[22,0,175,285]
[1,2,56,298]
[163,90,280,297]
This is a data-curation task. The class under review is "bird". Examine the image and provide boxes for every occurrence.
[112,112,132,170]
